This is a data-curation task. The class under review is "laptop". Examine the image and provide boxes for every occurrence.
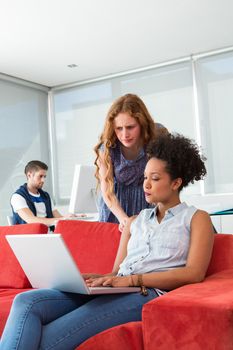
[6,234,141,295]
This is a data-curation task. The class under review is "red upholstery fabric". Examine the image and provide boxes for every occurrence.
[55,220,121,273]
[0,288,30,336]
[143,269,233,350]
[0,224,48,288]
[77,322,143,350]
[206,233,233,276]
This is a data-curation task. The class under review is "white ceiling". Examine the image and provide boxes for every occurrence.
[1,0,233,88]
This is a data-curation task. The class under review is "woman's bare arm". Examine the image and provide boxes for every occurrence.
[112,216,136,273]
[138,210,214,290]
[98,150,129,226]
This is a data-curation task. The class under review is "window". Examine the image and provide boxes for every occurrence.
[0,79,49,224]
[52,50,233,213]
[195,52,233,194]
[53,82,113,200]
[53,61,196,202]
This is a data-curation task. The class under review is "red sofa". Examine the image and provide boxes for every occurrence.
[1,220,233,350]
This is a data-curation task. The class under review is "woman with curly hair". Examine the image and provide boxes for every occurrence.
[0,133,214,350]
[94,93,167,231]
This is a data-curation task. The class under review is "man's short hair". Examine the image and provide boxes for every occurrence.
[24,160,48,175]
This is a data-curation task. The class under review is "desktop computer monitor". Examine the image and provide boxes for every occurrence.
[69,164,98,214]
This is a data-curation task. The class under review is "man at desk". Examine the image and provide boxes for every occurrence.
[11,160,65,226]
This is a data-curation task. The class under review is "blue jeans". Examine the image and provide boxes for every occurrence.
[0,288,158,350]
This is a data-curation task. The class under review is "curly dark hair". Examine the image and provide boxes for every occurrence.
[146,133,207,191]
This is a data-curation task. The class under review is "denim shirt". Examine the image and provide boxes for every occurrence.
[118,202,197,276]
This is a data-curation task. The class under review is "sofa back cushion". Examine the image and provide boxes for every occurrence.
[0,223,48,288]
[55,223,233,276]
[54,220,121,274]
[206,234,233,276]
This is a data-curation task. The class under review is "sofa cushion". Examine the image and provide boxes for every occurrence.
[0,224,48,288]
[206,234,233,276]
[0,288,30,336]
[55,220,120,274]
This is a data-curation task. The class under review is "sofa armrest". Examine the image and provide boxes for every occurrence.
[142,269,233,350]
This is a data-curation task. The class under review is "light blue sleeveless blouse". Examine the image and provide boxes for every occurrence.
[118,202,197,276]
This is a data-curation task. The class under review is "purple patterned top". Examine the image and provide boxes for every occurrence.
[98,141,150,223]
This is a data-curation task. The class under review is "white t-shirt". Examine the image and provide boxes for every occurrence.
[11,191,54,217]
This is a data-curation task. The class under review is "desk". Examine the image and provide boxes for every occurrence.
[52,213,99,231]
[66,213,99,222]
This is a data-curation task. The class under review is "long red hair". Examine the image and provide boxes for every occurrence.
[94,94,160,198]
